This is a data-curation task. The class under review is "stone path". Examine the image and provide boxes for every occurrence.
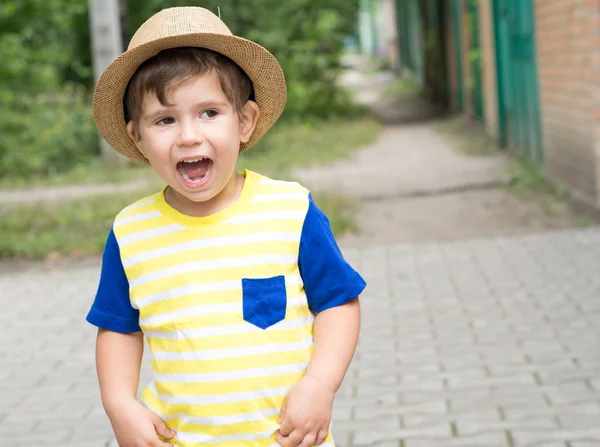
[336,229,600,447]
[3,119,600,446]
[2,228,600,446]
[2,54,600,447]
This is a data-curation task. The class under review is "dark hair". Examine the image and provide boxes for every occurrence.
[124,47,254,123]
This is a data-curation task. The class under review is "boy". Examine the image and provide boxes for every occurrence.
[86,7,366,447]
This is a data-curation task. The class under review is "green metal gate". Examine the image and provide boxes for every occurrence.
[493,0,542,161]
[467,0,484,120]
[359,0,377,57]
[451,0,464,111]
[395,0,425,86]
[396,0,412,71]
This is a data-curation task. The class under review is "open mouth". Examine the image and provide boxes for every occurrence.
[177,157,214,186]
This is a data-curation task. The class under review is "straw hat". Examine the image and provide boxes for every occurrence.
[92,6,287,165]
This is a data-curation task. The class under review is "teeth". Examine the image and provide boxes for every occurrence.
[181,157,207,163]
[178,163,211,183]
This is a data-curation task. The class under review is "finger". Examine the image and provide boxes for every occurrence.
[276,428,305,447]
[275,432,286,446]
[299,431,317,447]
[278,410,293,436]
[151,414,176,439]
[276,432,296,447]
[277,398,288,424]
[315,428,329,445]
[286,428,307,447]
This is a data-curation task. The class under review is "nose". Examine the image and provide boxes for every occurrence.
[176,118,202,147]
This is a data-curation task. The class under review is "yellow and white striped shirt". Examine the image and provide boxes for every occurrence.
[87,170,366,447]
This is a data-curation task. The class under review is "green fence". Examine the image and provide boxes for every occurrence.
[395,0,424,86]
[450,0,464,110]
[467,0,484,120]
[493,0,542,161]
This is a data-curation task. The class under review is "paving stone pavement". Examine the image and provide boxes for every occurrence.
[2,228,600,446]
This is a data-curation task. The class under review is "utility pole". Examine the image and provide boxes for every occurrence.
[118,0,131,50]
[88,0,127,168]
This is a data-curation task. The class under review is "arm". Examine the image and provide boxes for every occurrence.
[96,329,176,447]
[276,194,366,447]
[96,329,144,414]
[87,230,175,447]
[306,297,360,391]
[276,299,361,447]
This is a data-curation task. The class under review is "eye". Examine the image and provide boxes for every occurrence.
[156,117,175,125]
[200,109,218,119]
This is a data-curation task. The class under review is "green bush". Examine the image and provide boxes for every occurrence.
[127,0,361,121]
[0,0,363,183]
[0,87,98,179]
[0,1,97,179]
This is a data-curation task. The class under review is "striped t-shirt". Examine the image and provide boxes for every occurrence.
[86,170,366,447]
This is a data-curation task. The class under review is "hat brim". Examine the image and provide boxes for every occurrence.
[92,33,287,165]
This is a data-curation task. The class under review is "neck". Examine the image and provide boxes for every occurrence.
[166,172,243,217]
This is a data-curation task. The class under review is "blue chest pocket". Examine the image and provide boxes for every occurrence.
[242,276,287,329]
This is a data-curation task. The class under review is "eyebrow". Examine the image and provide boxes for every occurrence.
[142,100,230,122]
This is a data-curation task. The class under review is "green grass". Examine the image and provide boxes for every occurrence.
[1,118,381,188]
[505,157,568,200]
[311,191,358,236]
[434,116,499,157]
[577,217,592,228]
[0,118,380,259]
[381,74,422,100]
[503,156,574,219]
[0,190,150,259]
[237,118,382,176]
[0,187,361,260]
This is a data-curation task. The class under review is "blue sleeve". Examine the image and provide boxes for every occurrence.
[299,194,367,313]
[86,229,141,333]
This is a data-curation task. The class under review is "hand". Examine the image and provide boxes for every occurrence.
[107,398,176,447]
[276,376,335,447]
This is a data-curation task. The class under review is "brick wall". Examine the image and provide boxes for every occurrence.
[535,0,600,206]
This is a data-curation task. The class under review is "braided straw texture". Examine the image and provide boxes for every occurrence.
[92,7,287,165]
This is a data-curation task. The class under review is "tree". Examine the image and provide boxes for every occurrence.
[0,0,362,178]
[125,0,361,120]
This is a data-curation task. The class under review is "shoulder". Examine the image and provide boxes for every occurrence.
[248,171,311,211]
[250,171,310,196]
[112,190,162,245]
[111,191,162,238]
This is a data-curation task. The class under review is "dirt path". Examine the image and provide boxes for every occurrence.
[2,54,596,246]
[292,121,598,247]
[0,180,151,205]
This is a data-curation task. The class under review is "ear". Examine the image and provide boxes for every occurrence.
[126,120,147,157]
[239,100,260,144]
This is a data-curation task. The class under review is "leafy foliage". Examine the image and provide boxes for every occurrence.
[0,119,378,258]
[0,0,360,180]
[126,0,361,120]
[0,89,98,178]
[0,0,92,92]
[0,0,97,178]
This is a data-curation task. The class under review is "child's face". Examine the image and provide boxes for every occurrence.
[127,70,259,214]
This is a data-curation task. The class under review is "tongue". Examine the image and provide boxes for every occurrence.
[182,159,210,179]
